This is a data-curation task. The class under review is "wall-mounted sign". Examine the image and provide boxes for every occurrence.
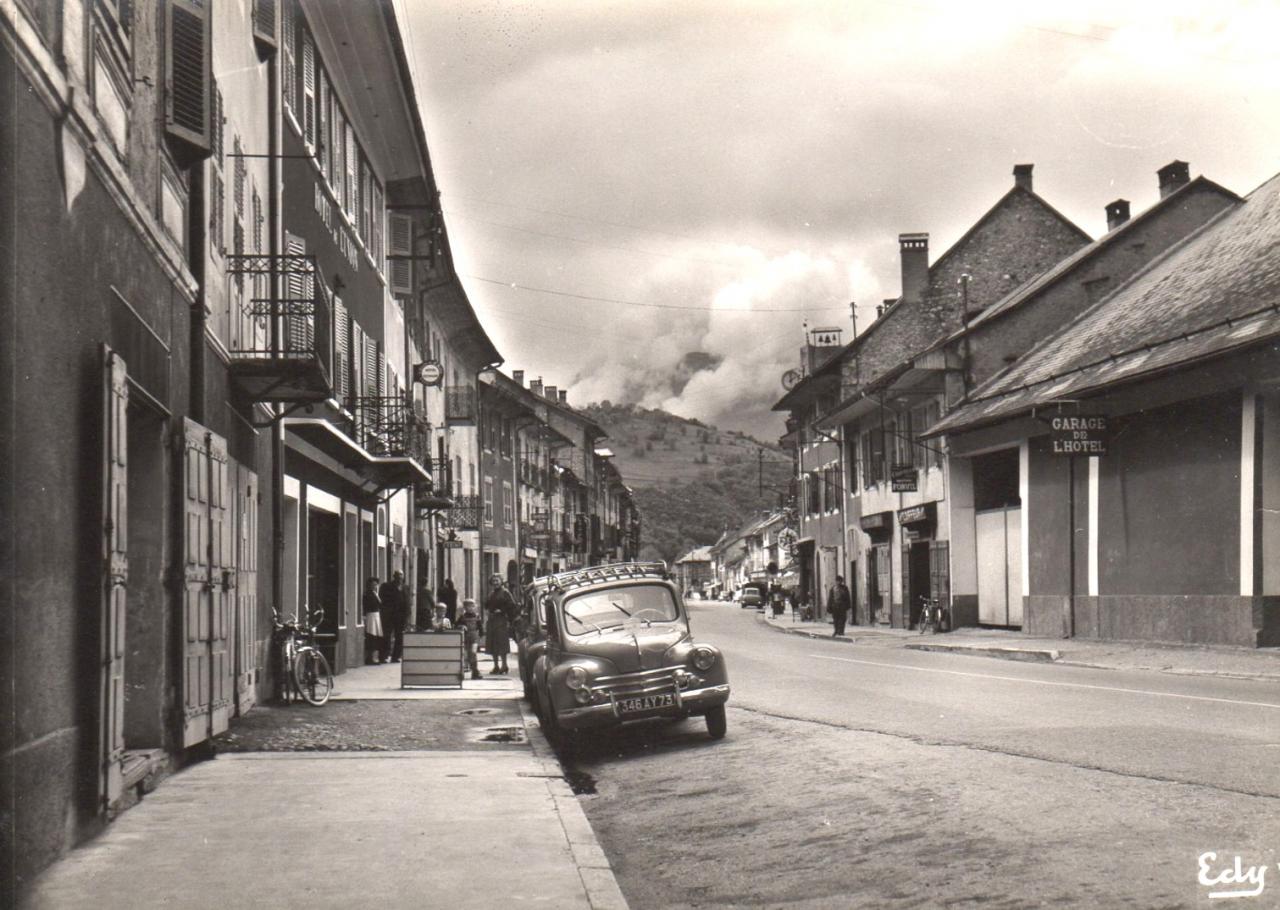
[890,464,918,492]
[441,539,464,549]
[777,527,799,556]
[414,361,444,387]
[1049,415,1110,456]
[898,502,936,527]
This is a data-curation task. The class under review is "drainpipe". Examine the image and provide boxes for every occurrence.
[268,42,285,626]
[189,165,207,425]
[473,360,502,619]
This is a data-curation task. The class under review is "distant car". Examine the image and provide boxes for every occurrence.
[739,584,764,609]
[528,562,731,743]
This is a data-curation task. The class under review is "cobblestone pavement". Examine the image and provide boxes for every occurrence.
[213,698,528,753]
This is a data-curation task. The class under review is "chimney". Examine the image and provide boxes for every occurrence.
[1013,163,1034,193]
[898,234,929,305]
[558,390,568,405]
[1158,160,1190,198]
[1105,199,1131,231]
[545,385,557,401]
[530,377,543,396]
[512,370,524,386]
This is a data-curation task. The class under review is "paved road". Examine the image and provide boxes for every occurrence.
[566,600,1280,908]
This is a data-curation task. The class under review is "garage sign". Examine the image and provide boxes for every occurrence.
[1050,415,1110,456]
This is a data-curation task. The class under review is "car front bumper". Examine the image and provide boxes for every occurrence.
[558,683,731,730]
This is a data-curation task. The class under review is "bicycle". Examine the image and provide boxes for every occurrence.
[273,608,335,705]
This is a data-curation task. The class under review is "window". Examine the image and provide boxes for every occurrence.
[502,482,513,528]
[861,427,885,488]
[806,471,821,515]
[483,478,494,526]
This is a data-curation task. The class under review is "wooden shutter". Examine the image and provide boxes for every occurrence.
[284,232,311,354]
[333,296,349,402]
[352,321,366,399]
[101,347,128,808]
[364,333,379,398]
[281,0,296,113]
[929,541,950,611]
[252,0,277,53]
[301,30,316,146]
[345,124,357,215]
[208,433,233,734]
[179,419,211,747]
[164,0,212,160]
[234,466,260,715]
[317,69,328,181]
[178,419,234,746]
[388,213,413,295]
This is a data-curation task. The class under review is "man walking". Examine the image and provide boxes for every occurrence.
[379,571,407,662]
[827,575,851,637]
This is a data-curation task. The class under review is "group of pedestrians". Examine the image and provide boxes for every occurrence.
[363,572,521,681]
[362,572,410,664]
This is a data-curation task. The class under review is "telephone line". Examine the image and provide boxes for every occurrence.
[464,275,846,313]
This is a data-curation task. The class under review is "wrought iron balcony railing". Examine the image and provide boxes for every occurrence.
[441,494,481,530]
[347,396,430,465]
[224,254,334,402]
[445,386,476,425]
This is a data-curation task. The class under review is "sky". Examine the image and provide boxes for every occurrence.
[397,0,1280,440]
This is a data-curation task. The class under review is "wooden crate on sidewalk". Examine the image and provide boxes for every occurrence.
[401,631,464,688]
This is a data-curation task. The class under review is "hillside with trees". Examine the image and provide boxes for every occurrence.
[581,403,793,563]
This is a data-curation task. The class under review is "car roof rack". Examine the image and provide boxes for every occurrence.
[541,562,669,594]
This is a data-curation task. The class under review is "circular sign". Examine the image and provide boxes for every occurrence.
[414,361,444,386]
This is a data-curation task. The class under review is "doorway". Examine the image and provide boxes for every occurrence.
[905,540,932,628]
[307,509,342,665]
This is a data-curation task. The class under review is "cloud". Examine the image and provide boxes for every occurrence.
[408,0,1280,439]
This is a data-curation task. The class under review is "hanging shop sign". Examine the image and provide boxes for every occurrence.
[1049,415,1110,456]
[441,539,464,549]
[413,361,444,387]
[890,464,918,492]
[777,527,799,556]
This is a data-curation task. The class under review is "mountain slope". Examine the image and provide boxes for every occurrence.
[581,403,792,562]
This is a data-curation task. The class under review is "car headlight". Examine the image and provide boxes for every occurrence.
[565,666,589,690]
[691,647,716,672]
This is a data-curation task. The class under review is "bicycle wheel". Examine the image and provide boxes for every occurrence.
[292,647,334,706]
[279,642,298,704]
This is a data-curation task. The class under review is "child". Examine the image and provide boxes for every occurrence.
[456,598,482,681]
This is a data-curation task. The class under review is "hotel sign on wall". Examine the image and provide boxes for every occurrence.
[890,464,918,492]
[1049,415,1110,456]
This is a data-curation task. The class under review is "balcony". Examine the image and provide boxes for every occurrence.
[343,396,431,488]
[225,255,333,403]
[445,386,476,425]
[441,494,481,530]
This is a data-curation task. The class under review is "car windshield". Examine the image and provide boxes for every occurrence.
[561,584,680,635]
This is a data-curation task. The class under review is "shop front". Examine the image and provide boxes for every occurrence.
[898,502,948,629]
[859,512,893,626]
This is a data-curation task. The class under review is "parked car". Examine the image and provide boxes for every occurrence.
[739,583,765,609]
[528,562,731,743]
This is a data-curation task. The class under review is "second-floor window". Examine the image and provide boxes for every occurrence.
[502,482,513,528]
[806,471,821,515]
[483,478,494,526]
[861,426,886,488]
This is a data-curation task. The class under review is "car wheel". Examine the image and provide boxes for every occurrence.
[705,704,727,740]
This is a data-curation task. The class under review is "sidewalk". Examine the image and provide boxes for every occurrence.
[22,665,627,910]
[756,609,1280,681]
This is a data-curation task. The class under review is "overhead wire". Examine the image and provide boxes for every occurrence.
[463,275,847,313]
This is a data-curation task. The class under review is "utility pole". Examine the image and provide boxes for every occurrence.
[758,447,765,497]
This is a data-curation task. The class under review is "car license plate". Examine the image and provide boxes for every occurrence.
[617,693,674,715]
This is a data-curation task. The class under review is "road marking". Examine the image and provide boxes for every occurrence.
[810,654,1280,710]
